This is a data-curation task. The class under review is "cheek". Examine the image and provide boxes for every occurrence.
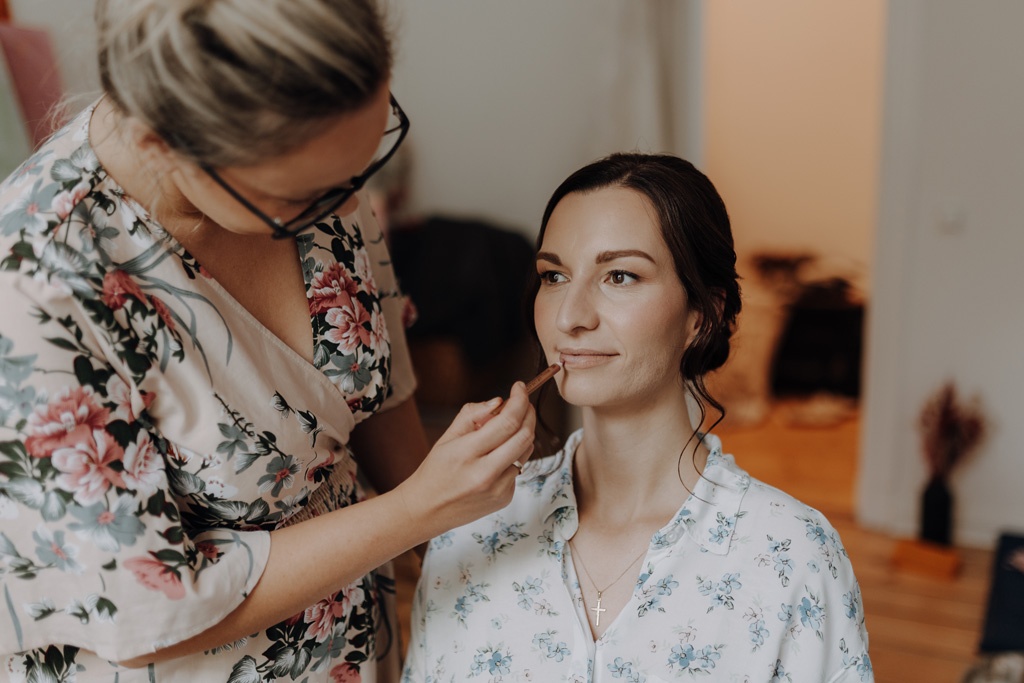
[623,299,690,361]
[533,294,558,349]
[335,194,360,217]
[177,175,273,236]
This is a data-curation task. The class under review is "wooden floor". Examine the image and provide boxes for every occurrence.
[393,405,994,683]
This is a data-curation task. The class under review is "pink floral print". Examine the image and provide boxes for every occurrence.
[100,269,146,310]
[325,300,372,353]
[0,108,406,680]
[309,262,359,315]
[121,431,164,496]
[124,555,186,600]
[51,181,90,220]
[51,429,126,505]
[24,386,110,458]
[330,662,362,683]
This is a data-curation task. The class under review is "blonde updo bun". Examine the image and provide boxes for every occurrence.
[96,0,392,166]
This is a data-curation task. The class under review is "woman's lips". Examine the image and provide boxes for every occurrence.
[558,351,616,369]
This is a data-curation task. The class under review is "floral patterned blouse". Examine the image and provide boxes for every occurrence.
[0,107,416,682]
[404,430,873,683]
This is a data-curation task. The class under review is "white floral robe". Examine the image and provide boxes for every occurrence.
[404,430,874,683]
[0,107,416,682]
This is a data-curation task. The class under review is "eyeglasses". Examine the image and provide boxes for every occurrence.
[200,93,410,239]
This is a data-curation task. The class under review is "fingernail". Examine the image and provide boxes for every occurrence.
[485,397,502,408]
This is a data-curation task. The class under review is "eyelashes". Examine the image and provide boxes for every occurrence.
[608,270,638,285]
[537,270,640,286]
[539,270,568,285]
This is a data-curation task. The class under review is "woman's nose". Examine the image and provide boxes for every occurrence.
[556,282,599,334]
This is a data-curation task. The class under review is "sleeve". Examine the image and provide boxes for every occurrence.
[356,195,417,411]
[0,273,271,662]
[802,509,875,683]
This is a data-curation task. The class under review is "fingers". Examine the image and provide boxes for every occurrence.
[487,395,536,472]
[441,382,532,447]
[437,396,504,444]
[440,385,536,476]
[468,383,534,457]
[405,384,537,535]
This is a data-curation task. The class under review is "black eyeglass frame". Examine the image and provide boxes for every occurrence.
[200,93,410,239]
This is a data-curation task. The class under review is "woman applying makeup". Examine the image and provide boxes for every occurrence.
[404,154,873,682]
[0,1,535,680]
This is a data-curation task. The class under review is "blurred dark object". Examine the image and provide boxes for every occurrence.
[979,533,1024,654]
[919,382,986,480]
[390,215,534,365]
[921,476,955,546]
[750,253,815,292]
[917,382,986,546]
[389,215,534,402]
[962,651,1024,683]
[389,215,566,454]
[770,277,864,398]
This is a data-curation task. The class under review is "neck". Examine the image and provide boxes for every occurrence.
[89,98,206,239]
[573,389,709,526]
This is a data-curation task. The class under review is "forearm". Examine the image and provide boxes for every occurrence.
[121,485,432,667]
[121,386,534,667]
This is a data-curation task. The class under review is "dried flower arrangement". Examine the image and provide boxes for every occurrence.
[917,382,986,547]
[919,382,986,480]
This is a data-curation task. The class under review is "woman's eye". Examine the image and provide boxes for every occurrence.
[539,271,567,284]
[608,270,638,285]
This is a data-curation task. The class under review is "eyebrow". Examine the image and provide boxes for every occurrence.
[535,249,656,265]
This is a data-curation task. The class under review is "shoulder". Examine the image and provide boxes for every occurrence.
[705,440,859,583]
[740,475,844,549]
[727,472,861,600]
[705,439,845,551]
[2,107,98,230]
[1,107,144,286]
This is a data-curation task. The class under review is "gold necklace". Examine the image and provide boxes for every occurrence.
[568,539,648,627]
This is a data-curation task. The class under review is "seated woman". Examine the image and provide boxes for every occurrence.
[402,154,873,682]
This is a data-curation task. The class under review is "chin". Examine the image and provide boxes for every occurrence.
[557,378,620,410]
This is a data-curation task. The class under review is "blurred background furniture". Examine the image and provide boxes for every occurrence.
[388,215,568,453]
[979,533,1024,655]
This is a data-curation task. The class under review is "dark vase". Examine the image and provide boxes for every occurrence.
[920,475,954,546]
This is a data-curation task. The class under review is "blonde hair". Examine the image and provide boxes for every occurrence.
[96,0,392,166]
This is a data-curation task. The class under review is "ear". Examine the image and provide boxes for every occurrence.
[685,289,727,345]
[684,307,703,346]
[126,119,186,177]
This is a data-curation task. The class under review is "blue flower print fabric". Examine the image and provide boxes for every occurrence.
[404,430,873,683]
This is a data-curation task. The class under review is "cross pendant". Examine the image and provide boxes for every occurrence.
[591,591,607,626]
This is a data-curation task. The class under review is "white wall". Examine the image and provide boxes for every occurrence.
[702,1,886,293]
[386,0,702,237]
[14,1,703,240]
[858,0,1024,546]
[9,0,98,96]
